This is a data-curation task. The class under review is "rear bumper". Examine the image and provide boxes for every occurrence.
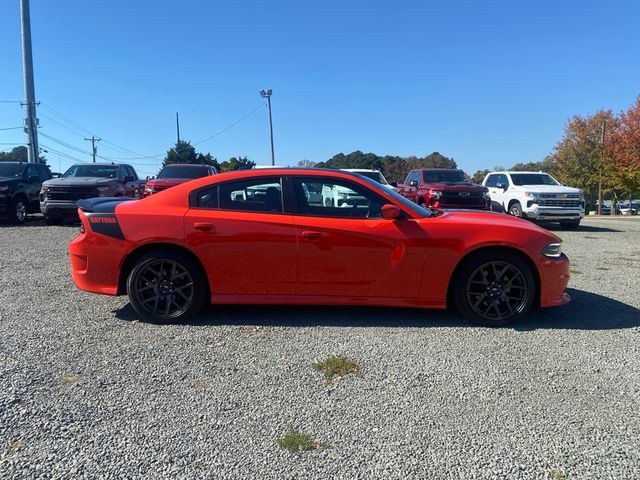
[524,206,585,221]
[69,224,128,296]
[539,253,571,308]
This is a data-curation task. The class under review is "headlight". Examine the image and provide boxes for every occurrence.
[96,186,111,196]
[525,191,540,199]
[543,243,562,258]
[0,185,9,193]
[338,191,349,197]
[483,191,491,199]
[429,189,442,197]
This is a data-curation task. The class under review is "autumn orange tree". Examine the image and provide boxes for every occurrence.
[608,97,640,203]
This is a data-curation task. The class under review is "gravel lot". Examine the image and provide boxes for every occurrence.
[1,216,639,479]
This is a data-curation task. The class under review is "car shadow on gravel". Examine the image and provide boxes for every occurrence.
[113,288,640,330]
[543,224,622,233]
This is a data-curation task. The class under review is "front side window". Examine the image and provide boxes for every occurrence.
[510,173,560,186]
[63,164,118,178]
[219,177,283,213]
[484,174,497,187]
[292,177,385,219]
[0,163,25,178]
[25,164,39,181]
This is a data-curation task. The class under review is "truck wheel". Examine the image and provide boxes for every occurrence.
[560,220,580,230]
[454,250,536,327]
[508,201,523,218]
[418,198,425,206]
[324,198,334,207]
[10,197,28,224]
[126,249,207,324]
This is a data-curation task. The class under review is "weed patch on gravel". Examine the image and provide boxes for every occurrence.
[277,429,325,453]
[60,374,78,385]
[5,440,23,456]
[545,469,567,480]
[313,356,360,381]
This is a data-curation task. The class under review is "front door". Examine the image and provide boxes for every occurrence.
[184,176,297,296]
[289,176,426,298]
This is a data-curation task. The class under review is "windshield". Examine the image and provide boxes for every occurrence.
[357,171,388,185]
[423,170,467,183]
[0,163,24,178]
[510,173,560,186]
[158,165,210,179]
[357,175,433,217]
[63,164,118,178]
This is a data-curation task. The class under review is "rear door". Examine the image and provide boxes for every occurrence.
[288,175,426,298]
[184,176,297,296]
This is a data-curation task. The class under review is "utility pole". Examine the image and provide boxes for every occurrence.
[176,112,181,143]
[20,0,39,163]
[84,136,101,163]
[597,119,605,215]
[260,89,275,166]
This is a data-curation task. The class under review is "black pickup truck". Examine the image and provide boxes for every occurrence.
[40,163,145,225]
[0,162,52,224]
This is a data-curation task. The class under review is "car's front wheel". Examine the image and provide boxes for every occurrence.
[10,197,28,224]
[454,251,536,327]
[508,201,523,218]
[126,249,207,324]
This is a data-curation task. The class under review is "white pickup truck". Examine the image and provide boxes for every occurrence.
[482,171,585,230]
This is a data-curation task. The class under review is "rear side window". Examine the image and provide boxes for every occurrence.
[194,186,219,209]
[219,177,283,213]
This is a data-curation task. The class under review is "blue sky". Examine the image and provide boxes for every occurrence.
[1,0,639,176]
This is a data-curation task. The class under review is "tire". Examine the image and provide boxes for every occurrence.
[126,249,207,324]
[45,216,63,226]
[324,197,334,207]
[560,221,580,230]
[417,198,425,206]
[9,197,28,224]
[454,251,536,327]
[508,201,523,218]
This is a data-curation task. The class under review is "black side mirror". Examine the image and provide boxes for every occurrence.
[123,175,135,182]
[28,174,40,183]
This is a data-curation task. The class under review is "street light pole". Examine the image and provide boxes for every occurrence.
[260,89,275,166]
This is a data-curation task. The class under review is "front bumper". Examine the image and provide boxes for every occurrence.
[40,200,81,218]
[523,206,585,221]
[539,253,571,308]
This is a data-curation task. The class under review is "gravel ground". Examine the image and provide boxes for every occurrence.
[1,216,639,479]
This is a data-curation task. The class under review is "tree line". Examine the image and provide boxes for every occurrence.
[471,97,640,207]
[162,140,255,172]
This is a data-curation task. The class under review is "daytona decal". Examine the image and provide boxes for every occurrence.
[85,213,125,240]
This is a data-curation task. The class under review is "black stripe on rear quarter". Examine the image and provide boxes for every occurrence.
[85,213,125,240]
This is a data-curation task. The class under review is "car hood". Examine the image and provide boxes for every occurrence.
[427,182,487,192]
[43,177,114,187]
[512,184,581,194]
[422,209,562,241]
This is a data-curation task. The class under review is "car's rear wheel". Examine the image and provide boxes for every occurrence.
[508,201,523,218]
[126,250,207,324]
[454,251,536,327]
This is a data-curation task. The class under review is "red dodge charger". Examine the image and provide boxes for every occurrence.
[69,168,570,327]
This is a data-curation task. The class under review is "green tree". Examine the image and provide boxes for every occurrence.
[470,169,491,184]
[219,156,256,172]
[0,146,47,164]
[297,159,317,167]
[162,140,220,170]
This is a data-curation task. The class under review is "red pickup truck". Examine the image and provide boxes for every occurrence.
[395,168,490,210]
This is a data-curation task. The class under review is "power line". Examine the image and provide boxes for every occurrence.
[39,131,93,157]
[193,103,264,146]
[0,126,23,131]
[39,143,88,163]
[0,100,22,103]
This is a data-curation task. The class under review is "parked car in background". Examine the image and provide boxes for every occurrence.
[69,168,570,328]
[340,169,394,189]
[395,168,491,210]
[40,163,145,225]
[483,171,585,229]
[0,161,52,224]
[144,164,218,197]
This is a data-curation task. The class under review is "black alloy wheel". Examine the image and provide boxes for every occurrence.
[454,251,535,327]
[127,250,206,324]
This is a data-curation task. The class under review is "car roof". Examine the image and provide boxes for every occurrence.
[162,163,211,168]
[491,171,547,174]
[341,168,381,173]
